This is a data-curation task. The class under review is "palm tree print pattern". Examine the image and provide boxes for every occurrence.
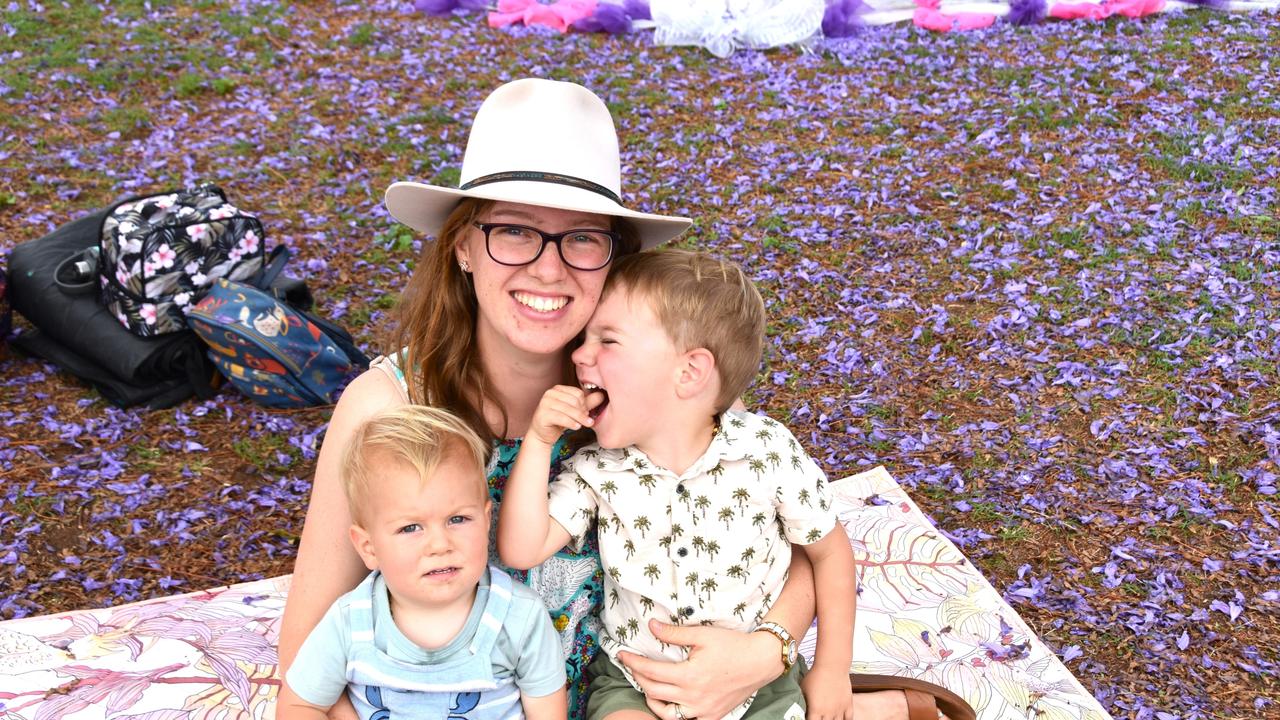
[543,410,834,673]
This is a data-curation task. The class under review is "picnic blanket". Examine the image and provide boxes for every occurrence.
[0,466,1113,720]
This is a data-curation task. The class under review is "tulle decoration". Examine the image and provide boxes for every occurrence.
[414,0,459,14]
[489,0,598,33]
[913,7,998,30]
[413,0,488,14]
[574,1,654,33]
[574,3,633,33]
[623,0,652,21]
[822,0,867,37]
[1005,0,1047,24]
[1049,0,1165,20]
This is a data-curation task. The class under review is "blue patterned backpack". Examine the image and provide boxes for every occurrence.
[187,278,369,407]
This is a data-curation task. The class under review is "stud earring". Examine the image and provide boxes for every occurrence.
[459,260,470,273]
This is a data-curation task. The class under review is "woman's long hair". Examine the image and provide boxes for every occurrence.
[388,198,641,446]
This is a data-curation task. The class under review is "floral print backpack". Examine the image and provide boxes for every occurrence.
[98,185,269,336]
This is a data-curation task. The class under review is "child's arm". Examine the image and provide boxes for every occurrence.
[497,385,598,569]
[520,687,569,720]
[275,682,335,720]
[798,526,857,720]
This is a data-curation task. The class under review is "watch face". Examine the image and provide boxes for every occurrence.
[785,641,798,662]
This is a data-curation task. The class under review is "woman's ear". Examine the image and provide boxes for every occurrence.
[454,241,472,271]
[349,524,379,572]
[675,348,718,400]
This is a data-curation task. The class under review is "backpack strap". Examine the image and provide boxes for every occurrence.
[253,245,291,289]
[305,310,371,368]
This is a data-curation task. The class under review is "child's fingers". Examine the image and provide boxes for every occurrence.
[584,388,606,412]
[538,388,595,429]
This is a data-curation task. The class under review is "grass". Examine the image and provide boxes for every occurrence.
[3,6,1278,719]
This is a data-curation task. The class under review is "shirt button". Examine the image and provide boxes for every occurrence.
[681,606,695,618]
[676,483,687,495]
[677,547,688,557]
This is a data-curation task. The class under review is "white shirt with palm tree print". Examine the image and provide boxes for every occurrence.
[547,410,835,682]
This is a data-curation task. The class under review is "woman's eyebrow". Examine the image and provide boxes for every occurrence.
[489,209,606,227]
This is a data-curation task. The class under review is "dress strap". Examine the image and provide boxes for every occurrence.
[369,353,411,404]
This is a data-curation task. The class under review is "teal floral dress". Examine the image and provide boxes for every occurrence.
[486,438,604,718]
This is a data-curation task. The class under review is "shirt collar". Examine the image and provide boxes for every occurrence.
[588,410,757,478]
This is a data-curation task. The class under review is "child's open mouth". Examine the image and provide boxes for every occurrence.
[425,567,458,578]
[582,383,609,421]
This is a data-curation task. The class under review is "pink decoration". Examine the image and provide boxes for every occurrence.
[1049,0,1166,20]
[913,7,998,30]
[488,0,598,33]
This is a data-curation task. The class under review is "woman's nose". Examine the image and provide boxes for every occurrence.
[526,240,568,281]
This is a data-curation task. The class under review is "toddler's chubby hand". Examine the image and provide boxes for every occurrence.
[800,663,853,720]
[527,385,606,445]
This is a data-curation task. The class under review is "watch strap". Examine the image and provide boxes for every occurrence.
[754,621,797,673]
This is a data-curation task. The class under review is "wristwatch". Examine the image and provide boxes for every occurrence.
[753,621,799,674]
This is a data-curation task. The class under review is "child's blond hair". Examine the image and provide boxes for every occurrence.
[603,250,765,412]
[341,406,489,524]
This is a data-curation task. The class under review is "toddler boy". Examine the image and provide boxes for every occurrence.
[279,406,567,719]
[498,250,856,720]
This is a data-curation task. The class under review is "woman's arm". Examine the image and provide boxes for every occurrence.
[279,370,405,673]
[617,549,817,720]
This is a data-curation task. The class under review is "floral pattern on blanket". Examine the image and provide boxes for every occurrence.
[0,468,1111,720]
[799,466,1112,720]
[0,578,286,719]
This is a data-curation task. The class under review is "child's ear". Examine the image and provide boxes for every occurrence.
[675,347,717,400]
[349,524,379,572]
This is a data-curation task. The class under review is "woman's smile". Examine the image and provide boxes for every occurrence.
[512,290,571,314]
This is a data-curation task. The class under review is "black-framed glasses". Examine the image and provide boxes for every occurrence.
[473,222,618,272]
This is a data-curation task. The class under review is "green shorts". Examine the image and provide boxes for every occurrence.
[584,651,807,720]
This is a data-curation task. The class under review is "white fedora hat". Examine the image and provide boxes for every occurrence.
[385,78,691,250]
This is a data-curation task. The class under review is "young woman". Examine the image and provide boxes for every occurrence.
[279,78,823,720]
[278,78,971,720]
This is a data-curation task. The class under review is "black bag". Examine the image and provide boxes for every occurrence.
[0,266,10,342]
[99,184,267,336]
[8,208,220,408]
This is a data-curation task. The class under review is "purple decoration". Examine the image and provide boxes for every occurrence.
[1183,0,1228,7]
[1005,0,1047,25]
[413,0,459,14]
[574,3,632,34]
[624,0,652,20]
[823,0,867,38]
